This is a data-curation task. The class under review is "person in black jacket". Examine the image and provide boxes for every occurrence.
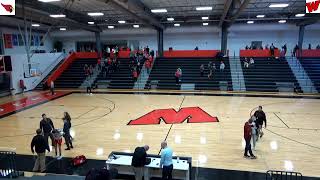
[31,129,50,172]
[40,114,55,146]
[254,106,267,139]
[63,112,73,150]
[131,145,149,180]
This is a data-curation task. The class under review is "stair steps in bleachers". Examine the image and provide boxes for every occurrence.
[54,59,97,88]
[286,57,317,93]
[95,58,137,89]
[298,57,320,93]
[146,57,233,91]
[229,57,246,91]
[241,57,302,93]
[181,83,195,90]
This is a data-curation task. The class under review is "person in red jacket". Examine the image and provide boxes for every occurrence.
[145,59,151,74]
[244,118,257,159]
[132,67,138,82]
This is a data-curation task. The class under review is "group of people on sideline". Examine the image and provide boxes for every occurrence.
[243,106,267,159]
[31,112,73,172]
[131,141,174,180]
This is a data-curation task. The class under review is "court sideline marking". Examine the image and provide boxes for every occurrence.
[273,112,290,128]
[158,95,186,155]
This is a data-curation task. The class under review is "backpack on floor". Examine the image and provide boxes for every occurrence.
[72,155,87,167]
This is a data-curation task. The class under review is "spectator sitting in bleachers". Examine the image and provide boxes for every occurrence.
[243,58,249,69]
[207,62,215,79]
[175,68,182,84]
[317,45,320,49]
[270,43,275,57]
[220,61,225,72]
[245,45,249,50]
[200,64,205,77]
[249,58,255,68]
[265,44,269,50]
[84,64,89,77]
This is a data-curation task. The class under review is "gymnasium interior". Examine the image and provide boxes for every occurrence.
[0,0,320,180]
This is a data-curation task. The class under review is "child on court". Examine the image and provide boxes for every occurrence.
[52,129,63,159]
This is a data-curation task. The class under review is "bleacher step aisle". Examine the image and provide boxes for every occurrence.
[229,57,246,91]
[133,57,156,90]
[286,57,317,93]
[79,65,101,89]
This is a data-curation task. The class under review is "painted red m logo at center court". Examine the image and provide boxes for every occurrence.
[306,0,320,13]
[128,107,218,125]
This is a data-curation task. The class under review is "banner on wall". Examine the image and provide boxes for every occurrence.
[12,34,18,46]
[3,34,12,48]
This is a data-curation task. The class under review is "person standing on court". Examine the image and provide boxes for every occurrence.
[160,141,173,180]
[254,106,267,139]
[50,81,55,95]
[40,114,55,146]
[31,129,50,172]
[244,118,257,159]
[131,145,150,180]
[63,112,73,150]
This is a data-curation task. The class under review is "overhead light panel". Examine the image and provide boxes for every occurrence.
[196,6,212,11]
[108,25,115,29]
[88,21,94,25]
[174,23,180,27]
[133,24,140,28]
[88,12,104,16]
[60,27,66,31]
[118,20,126,24]
[167,17,174,21]
[50,14,66,18]
[247,20,254,24]
[269,3,289,8]
[38,0,61,2]
[203,23,209,26]
[295,14,305,17]
[31,24,40,27]
[278,20,286,23]
[151,9,167,13]
[202,16,209,20]
[256,15,265,18]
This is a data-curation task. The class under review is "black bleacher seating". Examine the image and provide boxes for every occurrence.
[95,58,136,89]
[146,57,232,90]
[241,58,301,92]
[299,58,320,92]
[54,59,97,88]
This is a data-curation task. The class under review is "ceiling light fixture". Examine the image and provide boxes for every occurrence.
[49,14,66,18]
[38,0,61,2]
[202,16,209,20]
[59,27,66,31]
[118,20,126,24]
[203,22,209,26]
[256,15,265,18]
[278,20,286,23]
[269,3,289,8]
[133,24,140,28]
[88,21,94,25]
[108,25,115,29]
[87,12,104,16]
[247,20,254,24]
[295,14,305,17]
[196,6,212,11]
[167,17,174,21]
[174,23,180,27]
[31,24,40,27]
[151,9,167,13]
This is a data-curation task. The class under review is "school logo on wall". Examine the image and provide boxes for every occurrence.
[306,0,320,13]
[0,0,15,15]
[128,107,219,125]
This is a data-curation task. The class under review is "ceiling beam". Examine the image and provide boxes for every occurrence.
[229,0,251,25]
[14,5,101,32]
[296,17,320,26]
[96,0,164,30]
[219,0,233,27]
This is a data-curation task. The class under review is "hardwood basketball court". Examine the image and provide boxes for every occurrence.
[0,92,319,178]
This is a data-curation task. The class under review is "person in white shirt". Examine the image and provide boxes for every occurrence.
[160,141,173,180]
[244,58,249,68]
[249,58,255,67]
[50,81,55,95]
[250,116,258,150]
[220,61,225,72]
